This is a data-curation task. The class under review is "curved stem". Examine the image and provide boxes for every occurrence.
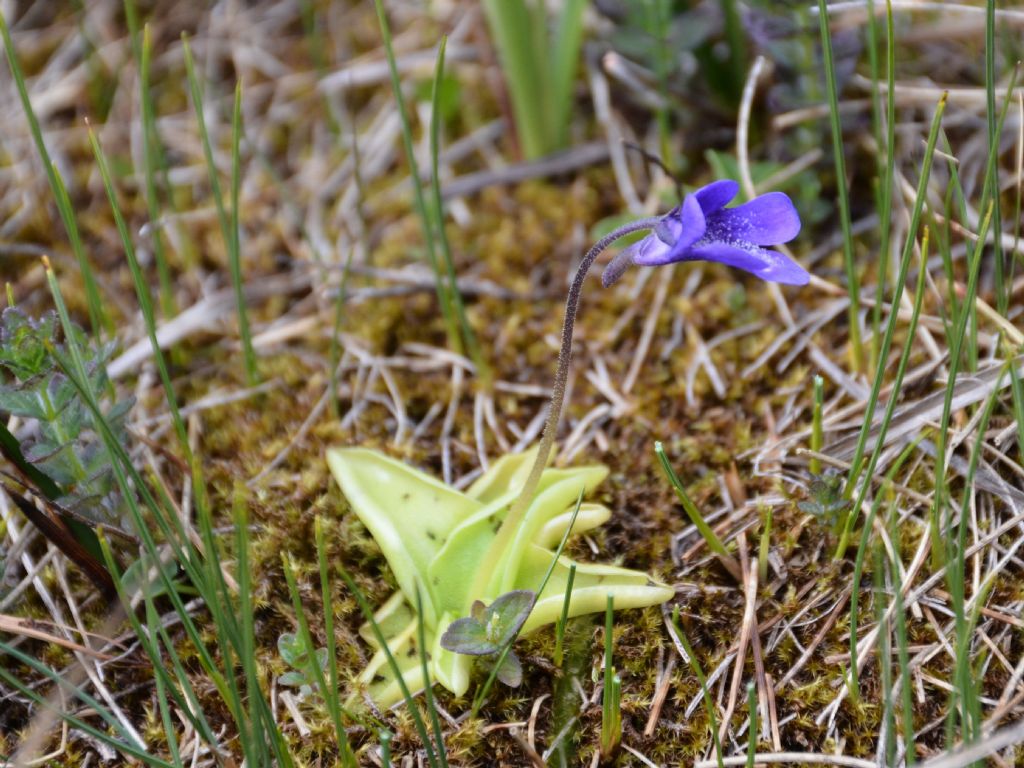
[473,216,660,598]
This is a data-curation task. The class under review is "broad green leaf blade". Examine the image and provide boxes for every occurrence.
[427,491,519,617]
[358,590,416,648]
[432,613,474,697]
[514,544,674,634]
[277,633,309,668]
[330,447,674,708]
[481,0,548,159]
[464,446,538,503]
[0,421,63,500]
[327,447,482,626]
[354,615,424,708]
[278,671,306,687]
[429,466,603,616]
[499,464,608,593]
[535,502,611,548]
[549,0,586,150]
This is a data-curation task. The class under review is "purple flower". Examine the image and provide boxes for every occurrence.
[602,180,808,287]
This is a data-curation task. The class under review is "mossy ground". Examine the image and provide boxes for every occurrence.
[2,1,1022,766]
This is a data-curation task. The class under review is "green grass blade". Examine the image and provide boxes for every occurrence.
[338,565,440,767]
[670,608,724,768]
[371,0,461,354]
[985,0,1005,315]
[415,587,450,768]
[314,517,358,766]
[872,544,896,765]
[554,562,577,668]
[845,230,930,696]
[182,36,258,385]
[43,265,292,766]
[123,4,175,319]
[869,0,897,373]
[1011,364,1024,465]
[946,369,1005,746]
[85,124,190,455]
[644,0,674,168]
[0,647,170,766]
[281,550,358,765]
[847,437,923,700]
[550,0,586,151]
[939,131,978,371]
[810,375,824,475]
[98,532,215,754]
[234,490,267,756]
[817,0,863,372]
[745,681,758,768]
[930,69,1017,578]
[0,12,109,336]
[890,543,916,765]
[600,594,621,759]
[836,94,947,559]
[656,441,728,557]
[329,248,354,420]
[430,37,488,381]
[758,506,771,585]
[146,615,185,767]
[931,202,994,572]
[230,81,258,385]
[719,0,747,104]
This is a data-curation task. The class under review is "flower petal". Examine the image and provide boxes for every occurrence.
[707,191,801,246]
[635,196,705,265]
[694,179,740,215]
[675,194,707,252]
[688,241,810,285]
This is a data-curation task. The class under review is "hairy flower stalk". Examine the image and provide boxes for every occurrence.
[474,217,661,595]
[474,180,807,598]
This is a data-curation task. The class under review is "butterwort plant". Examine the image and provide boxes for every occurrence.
[327,178,805,705]
[470,179,806,602]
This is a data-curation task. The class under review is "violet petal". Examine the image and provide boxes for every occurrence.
[707,191,801,246]
[636,196,705,266]
[687,241,810,285]
[694,179,740,215]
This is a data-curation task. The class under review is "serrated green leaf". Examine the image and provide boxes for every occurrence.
[0,386,47,419]
[47,373,76,412]
[60,399,86,439]
[105,397,134,430]
[0,308,58,380]
[0,421,62,499]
